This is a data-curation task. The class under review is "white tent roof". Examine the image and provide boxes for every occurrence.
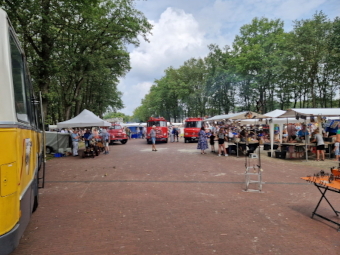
[57,109,111,128]
[239,117,310,125]
[264,109,286,118]
[206,111,268,121]
[205,115,226,121]
[279,108,340,118]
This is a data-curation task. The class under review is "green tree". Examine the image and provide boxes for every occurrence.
[232,17,286,113]
[1,0,152,122]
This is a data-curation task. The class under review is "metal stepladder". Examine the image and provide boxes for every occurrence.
[244,142,265,192]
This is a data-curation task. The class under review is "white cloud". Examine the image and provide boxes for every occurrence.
[119,7,209,115]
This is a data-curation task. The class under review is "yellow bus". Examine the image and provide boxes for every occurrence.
[0,8,45,255]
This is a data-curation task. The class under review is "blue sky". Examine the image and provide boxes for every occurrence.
[118,0,340,115]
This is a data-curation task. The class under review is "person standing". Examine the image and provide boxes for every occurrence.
[208,129,216,153]
[126,127,131,139]
[174,126,179,142]
[312,129,325,161]
[287,123,296,137]
[83,129,93,147]
[217,127,227,156]
[70,129,80,156]
[101,128,110,154]
[169,126,174,142]
[333,139,340,162]
[150,125,157,151]
[197,126,208,154]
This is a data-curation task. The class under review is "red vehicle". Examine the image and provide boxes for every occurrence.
[108,123,128,145]
[146,117,168,143]
[184,117,204,143]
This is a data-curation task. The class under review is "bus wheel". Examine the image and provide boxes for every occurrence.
[121,139,128,144]
[164,138,168,143]
[33,193,39,212]
[185,139,188,143]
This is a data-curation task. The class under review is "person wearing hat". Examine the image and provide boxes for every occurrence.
[150,125,157,151]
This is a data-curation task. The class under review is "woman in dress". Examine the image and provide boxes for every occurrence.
[197,126,208,154]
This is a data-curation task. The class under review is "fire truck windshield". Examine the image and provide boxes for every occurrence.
[109,125,122,130]
[147,121,167,127]
[185,121,202,128]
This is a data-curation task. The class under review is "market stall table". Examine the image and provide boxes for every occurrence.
[280,142,334,159]
[234,141,260,157]
[301,173,340,231]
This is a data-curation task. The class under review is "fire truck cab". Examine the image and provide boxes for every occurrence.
[108,123,128,145]
[146,117,168,143]
[184,117,205,143]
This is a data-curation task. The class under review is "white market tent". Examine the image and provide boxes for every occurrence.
[278,108,340,118]
[276,108,340,161]
[205,114,227,121]
[205,111,268,121]
[57,109,111,128]
[265,109,286,118]
[238,110,313,158]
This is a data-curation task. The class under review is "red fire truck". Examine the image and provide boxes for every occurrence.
[108,123,128,145]
[146,117,168,143]
[184,117,205,143]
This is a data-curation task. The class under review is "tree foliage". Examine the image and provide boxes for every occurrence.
[1,0,152,123]
[134,12,340,122]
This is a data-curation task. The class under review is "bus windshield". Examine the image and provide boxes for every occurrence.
[185,121,202,128]
[147,121,167,127]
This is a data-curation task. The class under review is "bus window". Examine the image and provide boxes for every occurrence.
[10,32,29,123]
[147,121,159,127]
[147,120,167,127]
[185,121,202,128]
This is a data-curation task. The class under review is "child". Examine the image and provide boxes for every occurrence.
[333,139,340,161]
[209,129,216,153]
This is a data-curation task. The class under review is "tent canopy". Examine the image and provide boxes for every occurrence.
[206,111,268,121]
[205,115,226,121]
[279,108,340,118]
[264,109,286,118]
[57,109,111,128]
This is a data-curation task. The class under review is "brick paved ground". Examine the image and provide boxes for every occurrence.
[11,139,340,255]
